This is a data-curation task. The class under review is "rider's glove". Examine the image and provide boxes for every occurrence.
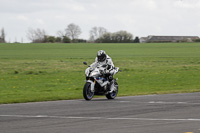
[115,67,119,72]
[99,69,105,74]
[105,69,110,74]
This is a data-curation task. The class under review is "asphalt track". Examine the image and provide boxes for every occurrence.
[1,93,200,133]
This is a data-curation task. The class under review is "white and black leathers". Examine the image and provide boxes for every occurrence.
[90,55,118,93]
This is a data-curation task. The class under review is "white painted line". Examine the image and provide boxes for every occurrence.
[1,115,200,122]
[148,101,200,105]
[107,117,200,121]
[67,116,102,119]
[149,101,187,104]
[119,101,130,103]
[0,115,102,120]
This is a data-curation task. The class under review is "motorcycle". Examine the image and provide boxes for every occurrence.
[83,62,121,100]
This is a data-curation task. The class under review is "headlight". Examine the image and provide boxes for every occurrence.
[85,68,90,76]
[85,71,89,76]
[90,71,98,77]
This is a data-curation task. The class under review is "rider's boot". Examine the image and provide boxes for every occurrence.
[109,80,115,93]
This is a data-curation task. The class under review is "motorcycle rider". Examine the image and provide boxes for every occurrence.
[90,50,118,93]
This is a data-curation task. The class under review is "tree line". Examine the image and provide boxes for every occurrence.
[1,23,140,43]
[0,28,6,43]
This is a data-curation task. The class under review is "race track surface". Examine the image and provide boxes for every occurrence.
[1,93,200,133]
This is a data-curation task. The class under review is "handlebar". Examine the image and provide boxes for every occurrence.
[83,61,122,72]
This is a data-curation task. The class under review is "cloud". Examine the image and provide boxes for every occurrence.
[0,0,200,42]
[130,0,157,10]
[17,15,29,21]
[55,15,66,20]
[173,0,200,9]
[35,19,45,25]
[71,5,85,12]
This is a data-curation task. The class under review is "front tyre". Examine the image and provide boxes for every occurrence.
[106,80,118,99]
[83,82,94,100]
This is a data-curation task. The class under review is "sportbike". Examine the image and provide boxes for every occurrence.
[83,62,121,100]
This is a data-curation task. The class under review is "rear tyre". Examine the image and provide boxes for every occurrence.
[83,82,94,100]
[106,80,118,99]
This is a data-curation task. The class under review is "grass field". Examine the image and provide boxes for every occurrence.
[0,43,200,104]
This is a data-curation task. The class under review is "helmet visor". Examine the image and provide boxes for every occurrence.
[97,54,106,62]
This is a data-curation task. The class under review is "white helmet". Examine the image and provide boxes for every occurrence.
[97,50,107,62]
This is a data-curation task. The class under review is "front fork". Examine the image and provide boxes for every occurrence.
[86,80,95,92]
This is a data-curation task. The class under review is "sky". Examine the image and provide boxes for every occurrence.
[1,0,200,43]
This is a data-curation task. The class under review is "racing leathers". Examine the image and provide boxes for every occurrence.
[90,55,118,93]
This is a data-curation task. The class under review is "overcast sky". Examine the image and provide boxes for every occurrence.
[1,0,200,42]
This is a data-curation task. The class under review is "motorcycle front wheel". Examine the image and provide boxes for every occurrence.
[83,82,94,100]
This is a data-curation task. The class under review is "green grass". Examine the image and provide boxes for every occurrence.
[0,43,200,104]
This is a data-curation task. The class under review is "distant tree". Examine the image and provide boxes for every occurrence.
[0,28,6,43]
[26,28,35,42]
[89,27,107,42]
[56,37,62,42]
[43,35,48,43]
[97,32,112,43]
[26,28,47,43]
[47,36,56,43]
[113,31,133,43]
[98,30,133,43]
[57,30,65,38]
[65,23,81,40]
[133,36,140,43]
[63,36,71,43]
[73,39,87,43]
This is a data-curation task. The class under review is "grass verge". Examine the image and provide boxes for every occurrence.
[0,43,200,103]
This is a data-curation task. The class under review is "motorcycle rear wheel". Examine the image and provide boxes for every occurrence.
[83,82,94,100]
